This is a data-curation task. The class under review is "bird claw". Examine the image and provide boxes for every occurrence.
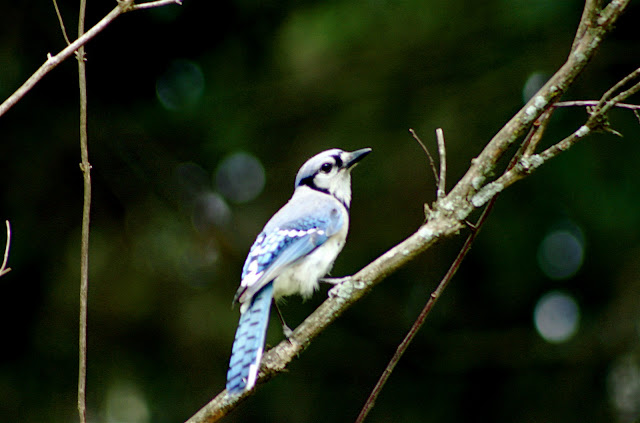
[327,277,351,298]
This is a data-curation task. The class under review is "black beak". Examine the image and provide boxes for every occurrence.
[345,148,372,169]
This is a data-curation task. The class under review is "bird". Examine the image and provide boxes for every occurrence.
[225,147,371,395]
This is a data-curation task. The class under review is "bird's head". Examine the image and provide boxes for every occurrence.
[294,148,372,208]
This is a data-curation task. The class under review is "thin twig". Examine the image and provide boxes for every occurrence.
[52,0,72,45]
[0,221,11,277]
[470,73,640,209]
[409,128,439,187]
[605,79,640,113]
[544,69,640,161]
[131,0,182,10]
[597,67,640,108]
[435,128,447,198]
[76,0,90,421]
[355,117,546,422]
[554,100,640,110]
[446,0,629,206]
[523,109,553,157]
[0,0,181,118]
[355,200,497,423]
[355,192,504,422]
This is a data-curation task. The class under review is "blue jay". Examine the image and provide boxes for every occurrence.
[226,147,371,395]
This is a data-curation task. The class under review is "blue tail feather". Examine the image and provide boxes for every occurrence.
[226,282,274,394]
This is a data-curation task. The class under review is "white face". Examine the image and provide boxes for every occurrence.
[294,148,370,208]
[311,154,353,207]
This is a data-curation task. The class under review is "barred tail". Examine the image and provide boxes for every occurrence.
[226,282,274,394]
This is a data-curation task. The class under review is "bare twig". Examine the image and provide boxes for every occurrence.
[52,0,72,45]
[0,221,11,277]
[435,128,447,198]
[76,0,89,421]
[0,0,181,118]
[545,70,640,160]
[554,100,640,110]
[355,113,552,422]
[523,109,554,157]
[597,67,640,108]
[470,67,640,210]
[131,0,182,10]
[605,80,640,113]
[447,0,629,205]
[409,128,439,187]
[355,186,497,423]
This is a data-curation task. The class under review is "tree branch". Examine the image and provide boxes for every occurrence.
[467,65,640,209]
[76,0,90,420]
[409,128,440,190]
[0,0,181,119]
[52,0,72,45]
[435,128,447,199]
[555,100,640,110]
[0,221,12,277]
[354,107,560,421]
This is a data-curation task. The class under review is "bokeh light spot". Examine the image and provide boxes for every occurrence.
[104,380,149,423]
[174,162,210,206]
[537,228,584,280]
[192,191,232,232]
[156,59,204,110]
[215,152,265,204]
[607,354,640,422]
[534,291,580,343]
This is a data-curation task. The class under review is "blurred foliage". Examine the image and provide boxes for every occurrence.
[1,0,640,422]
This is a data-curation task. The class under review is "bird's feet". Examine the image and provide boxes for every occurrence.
[322,276,351,298]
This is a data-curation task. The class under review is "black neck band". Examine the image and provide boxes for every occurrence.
[298,177,349,211]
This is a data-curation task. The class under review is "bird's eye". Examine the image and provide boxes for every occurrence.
[320,162,333,173]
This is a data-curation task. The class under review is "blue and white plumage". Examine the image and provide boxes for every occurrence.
[226,147,371,394]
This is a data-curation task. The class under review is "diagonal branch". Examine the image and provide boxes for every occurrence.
[354,108,557,422]
[0,0,181,119]
[52,0,72,45]
[469,65,640,209]
[446,0,629,205]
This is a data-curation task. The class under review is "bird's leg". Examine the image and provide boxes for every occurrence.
[274,302,293,338]
[319,276,350,285]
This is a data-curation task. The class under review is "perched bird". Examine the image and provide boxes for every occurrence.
[225,147,371,394]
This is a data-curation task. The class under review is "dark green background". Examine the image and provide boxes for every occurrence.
[1,1,639,422]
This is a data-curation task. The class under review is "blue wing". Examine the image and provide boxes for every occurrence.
[234,223,327,304]
[234,201,345,304]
